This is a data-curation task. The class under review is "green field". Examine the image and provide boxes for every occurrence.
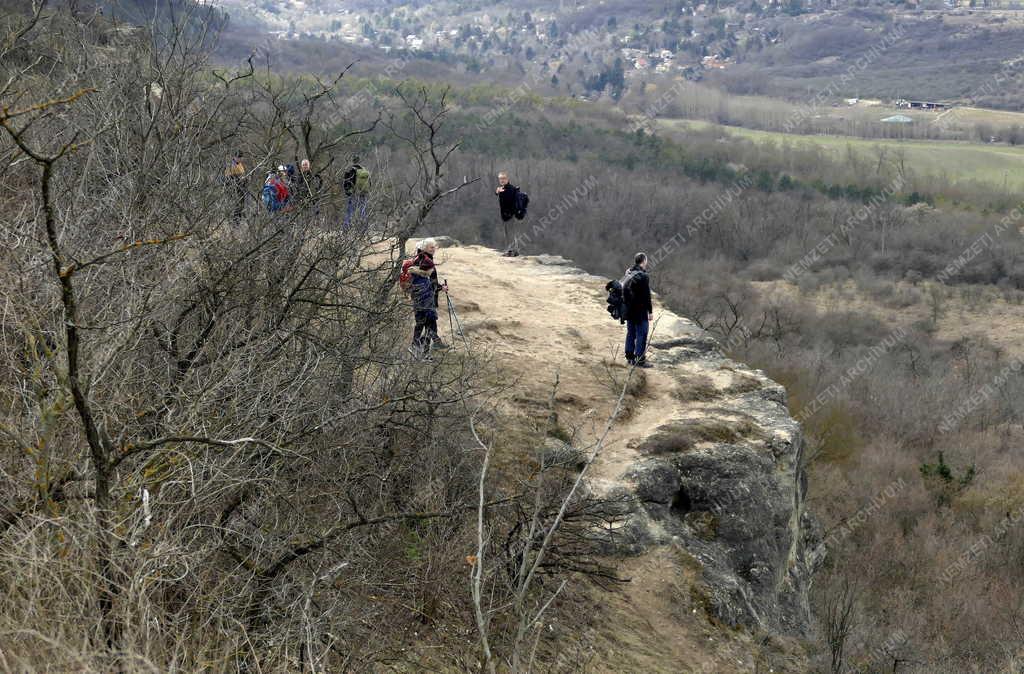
[658,118,1024,192]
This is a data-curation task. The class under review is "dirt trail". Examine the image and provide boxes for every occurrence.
[436,245,681,491]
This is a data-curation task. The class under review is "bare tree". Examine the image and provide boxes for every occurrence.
[823,577,859,674]
[0,5,492,669]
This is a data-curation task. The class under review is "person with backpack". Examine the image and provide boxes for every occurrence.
[293,159,323,214]
[224,151,247,220]
[495,171,528,257]
[261,166,291,214]
[343,155,370,227]
[622,252,654,368]
[406,238,449,356]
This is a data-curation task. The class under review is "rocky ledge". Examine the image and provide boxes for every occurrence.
[609,311,825,637]
[444,246,824,641]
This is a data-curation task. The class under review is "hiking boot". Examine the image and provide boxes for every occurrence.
[635,358,653,369]
[432,338,450,350]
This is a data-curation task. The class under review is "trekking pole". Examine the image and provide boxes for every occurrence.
[447,295,469,352]
[446,286,457,345]
[443,281,471,353]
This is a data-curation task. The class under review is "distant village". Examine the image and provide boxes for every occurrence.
[219,0,1024,104]
[224,0,803,95]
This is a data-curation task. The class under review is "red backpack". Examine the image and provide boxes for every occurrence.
[399,257,418,293]
[274,180,289,204]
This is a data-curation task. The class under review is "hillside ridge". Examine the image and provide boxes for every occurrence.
[435,242,823,670]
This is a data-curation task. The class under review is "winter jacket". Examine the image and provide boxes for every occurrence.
[411,251,440,316]
[293,171,322,203]
[224,159,246,179]
[623,265,653,322]
[496,183,520,222]
[262,175,290,212]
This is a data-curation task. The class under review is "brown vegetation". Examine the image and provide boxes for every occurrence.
[0,4,625,670]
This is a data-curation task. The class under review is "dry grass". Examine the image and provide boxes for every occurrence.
[638,416,764,455]
[673,374,723,402]
[724,372,763,396]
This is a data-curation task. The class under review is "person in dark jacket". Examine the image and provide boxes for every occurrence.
[495,171,521,257]
[293,159,323,213]
[408,237,449,355]
[343,155,369,228]
[623,252,654,368]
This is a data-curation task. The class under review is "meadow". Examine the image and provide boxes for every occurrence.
[658,117,1024,192]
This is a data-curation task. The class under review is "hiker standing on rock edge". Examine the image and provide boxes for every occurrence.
[495,171,526,257]
[623,252,654,368]
[408,237,450,356]
[262,166,291,214]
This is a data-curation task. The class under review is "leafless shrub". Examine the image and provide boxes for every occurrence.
[0,4,492,670]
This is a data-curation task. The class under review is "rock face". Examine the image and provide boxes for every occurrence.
[431,235,460,248]
[614,316,825,637]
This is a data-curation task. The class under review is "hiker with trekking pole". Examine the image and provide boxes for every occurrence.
[401,237,450,358]
[495,171,528,257]
[261,166,291,214]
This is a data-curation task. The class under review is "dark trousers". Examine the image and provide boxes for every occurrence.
[625,317,649,362]
[413,315,439,349]
[501,216,518,252]
[231,181,246,220]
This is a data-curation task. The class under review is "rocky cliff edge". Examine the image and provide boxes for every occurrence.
[436,243,824,669]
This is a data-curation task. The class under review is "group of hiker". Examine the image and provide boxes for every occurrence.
[224,158,652,366]
[223,152,370,226]
[403,171,653,367]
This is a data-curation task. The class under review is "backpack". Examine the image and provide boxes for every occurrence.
[514,190,529,220]
[355,167,371,195]
[399,257,418,293]
[605,279,627,324]
[262,182,281,212]
[275,179,289,206]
